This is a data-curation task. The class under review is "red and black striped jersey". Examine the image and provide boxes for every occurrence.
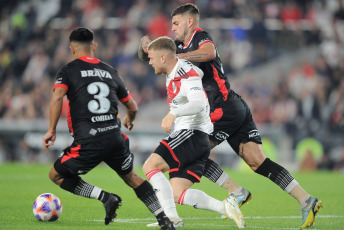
[53,56,131,141]
[175,28,234,110]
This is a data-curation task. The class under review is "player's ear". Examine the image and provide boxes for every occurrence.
[70,45,75,55]
[161,53,166,64]
[187,16,194,28]
[93,43,97,52]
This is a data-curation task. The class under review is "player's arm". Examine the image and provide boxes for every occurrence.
[42,87,67,149]
[138,35,152,61]
[161,80,207,133]
[177,42,216,62]
[121,97,138,131]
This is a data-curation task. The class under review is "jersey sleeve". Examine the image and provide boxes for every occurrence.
[53,66,69,91]
[115,73,131,103]
[194,31,216,49]
[170,78,207,117]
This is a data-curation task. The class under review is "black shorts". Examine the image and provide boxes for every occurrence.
[54,131,133,177]
[209,95,262,154]
[154,129,210,183]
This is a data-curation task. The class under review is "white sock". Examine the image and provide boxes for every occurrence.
[179,188,225,215]
[216,172,229,186]
[148,170,180,219]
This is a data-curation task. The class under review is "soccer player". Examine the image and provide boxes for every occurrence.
[139,3,322,228]
[142,36,245,229]
[42,27,175,230]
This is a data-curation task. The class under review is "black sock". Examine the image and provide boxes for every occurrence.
[203,158,224,183]
[60,176,107,201]
[134,180,164,216]
[98,190,110,203]
[255,158,295,191]
[60,176,81,193]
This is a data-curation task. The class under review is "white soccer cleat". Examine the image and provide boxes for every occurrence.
[147,217,184,228]
[223,196,245,229]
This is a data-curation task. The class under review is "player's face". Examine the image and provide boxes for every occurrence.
[148,49,165,75]
[172,14,188,43]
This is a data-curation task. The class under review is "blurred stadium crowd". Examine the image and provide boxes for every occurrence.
[0,0,343,171]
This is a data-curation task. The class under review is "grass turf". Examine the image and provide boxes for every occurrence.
[0,163,343,230]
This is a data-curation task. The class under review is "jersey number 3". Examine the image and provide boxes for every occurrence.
[87,82,110,114]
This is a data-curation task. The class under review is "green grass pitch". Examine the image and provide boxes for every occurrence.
[0,163,343,230]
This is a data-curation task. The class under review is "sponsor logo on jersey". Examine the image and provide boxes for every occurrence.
[190,87,201,91]
[248,129,260,138]
[80,68,112,80]
[89,128,97,136]
[97,125,118,133]
[121,155,133,170]
[91,114,114,123]
[215,131,229,141]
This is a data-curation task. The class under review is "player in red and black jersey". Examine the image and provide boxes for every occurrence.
[139,3,322,228]
[174,28,232,110]
[42,27,174,230]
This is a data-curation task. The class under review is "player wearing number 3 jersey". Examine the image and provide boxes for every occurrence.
[42,27,175,230]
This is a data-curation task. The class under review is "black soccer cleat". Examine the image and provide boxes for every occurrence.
[103,193,122,225]
[158,217,176,230]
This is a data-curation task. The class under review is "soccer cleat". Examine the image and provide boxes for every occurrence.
[222,189,252,219]
[223,196,245,229]
[103,193,122,225]
[147,217,184,228]
[300,197,323,228]
[158,216,176,230]
[234,189,252,208]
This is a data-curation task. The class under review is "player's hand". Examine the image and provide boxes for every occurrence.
[42,131,56,149]
[161,113,176,133]
[123,115,134,131]
[138,35,152,61]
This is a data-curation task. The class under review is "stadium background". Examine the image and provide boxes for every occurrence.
[0,0,343,172]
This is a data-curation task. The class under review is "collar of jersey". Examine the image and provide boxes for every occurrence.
[78,56,100,64]
[183,28,203,48]
[167,58,181,79]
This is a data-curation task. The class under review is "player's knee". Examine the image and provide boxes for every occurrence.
[142,160,152,175]
[122,170,145,188]
[247,160,264,171]
[49,167,61,185]
[173,190,182,203]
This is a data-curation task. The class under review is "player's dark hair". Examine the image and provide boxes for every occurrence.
[148,36,176,53]
[69,27,94,43]
[171,3,200,17]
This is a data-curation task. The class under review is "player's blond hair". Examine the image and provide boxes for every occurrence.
[147,36,176,54]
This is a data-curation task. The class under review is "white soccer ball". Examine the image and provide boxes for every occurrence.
[33,193,63,222]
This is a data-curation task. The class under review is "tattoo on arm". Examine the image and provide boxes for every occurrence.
[180,53,209,60]
[240,146,245,160]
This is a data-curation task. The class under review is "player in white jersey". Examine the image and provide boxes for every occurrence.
[166,59,212,133]
[142,36,245,229]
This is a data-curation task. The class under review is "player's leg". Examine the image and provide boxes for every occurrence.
[203,140,252,208]
[106,133,175,229]
[51,145,122,225]
[119,169,174,230]
[204,99,253,208]
[143,153,182,227]
[239,141,323,228]
[171,159,244,229]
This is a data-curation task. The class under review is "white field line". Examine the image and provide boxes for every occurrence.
[89,215,343,229]
[89,215,343,223]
